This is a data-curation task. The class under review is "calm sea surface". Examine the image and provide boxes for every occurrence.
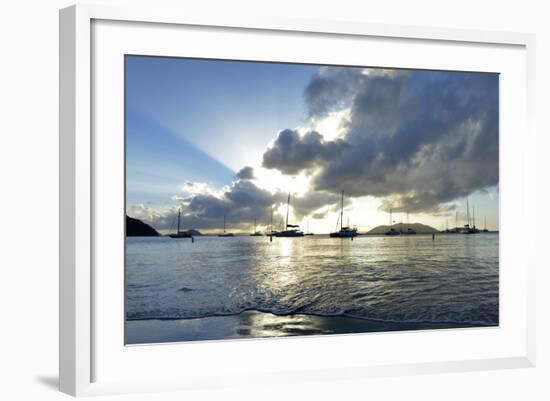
[126,234,499,326]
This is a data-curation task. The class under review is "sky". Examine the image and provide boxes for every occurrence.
[125,55,499,234]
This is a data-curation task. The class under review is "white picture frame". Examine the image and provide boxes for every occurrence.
[59,4,536,397]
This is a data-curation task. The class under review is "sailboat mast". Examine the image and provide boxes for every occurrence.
[177,208,181,233]
[473,207,476,228]
[270,205,273,234]
[390,208,393,227]
[466,198,470,226]
[286,193,290,228]
[340,190,344,231]
[223,214,226,234]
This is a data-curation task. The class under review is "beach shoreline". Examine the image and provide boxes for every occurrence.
[126,310,495,345]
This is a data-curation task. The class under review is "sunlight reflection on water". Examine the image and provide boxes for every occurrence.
[126,234,499,325]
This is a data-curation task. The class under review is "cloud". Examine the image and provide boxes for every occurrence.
[262,67,499,212]
[262,129,348,175]
[303,67,364,118]
[289,190,344,219]
[127,204,173,228]
[235,166,255,180]
[181,181,226,197]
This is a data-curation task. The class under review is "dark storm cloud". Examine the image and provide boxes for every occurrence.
[262,67,499,212]
[235,166,255,180]
[262,129,348,175]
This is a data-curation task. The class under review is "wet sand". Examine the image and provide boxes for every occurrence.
[126,310,491,344]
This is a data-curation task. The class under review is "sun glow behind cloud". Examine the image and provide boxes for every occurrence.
[305,108,351,141]
[251,167,310,197]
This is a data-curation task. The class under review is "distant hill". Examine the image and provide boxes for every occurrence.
[367,223,439,235]
[126,215,160,237]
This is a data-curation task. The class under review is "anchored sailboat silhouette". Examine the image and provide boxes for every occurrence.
[218,214,234,237]
[330,191,357,238]
[274,193,304,237]
[168,208,193,238]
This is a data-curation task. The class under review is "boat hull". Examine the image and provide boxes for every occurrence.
[329,231,357,238]
[168,233,192,238]
[274,231,304,237]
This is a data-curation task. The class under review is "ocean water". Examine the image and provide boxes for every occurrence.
[126,233,499,327]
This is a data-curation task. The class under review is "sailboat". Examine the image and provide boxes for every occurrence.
[274,193,304,237]
[460,198,479,234]
[385,208,400,236]
[218,215,234,237]
[250,217,263,236]
[168,208,193,238]
[330,191,358,238]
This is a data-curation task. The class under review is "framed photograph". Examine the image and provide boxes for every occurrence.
[59,4,536,396]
